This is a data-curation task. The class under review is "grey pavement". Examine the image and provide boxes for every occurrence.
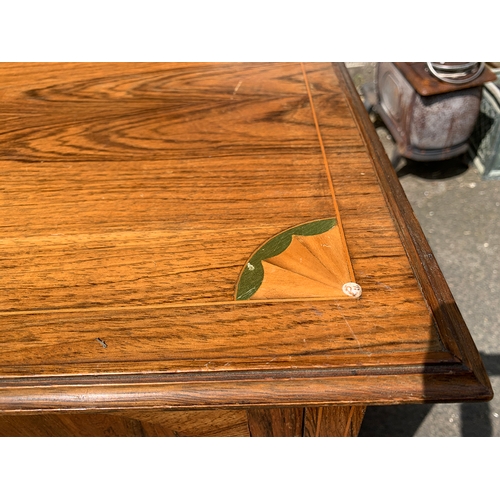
[346,64,500,437]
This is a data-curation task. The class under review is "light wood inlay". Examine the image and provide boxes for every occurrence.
[236,218,354,300]
[251,226,352,299]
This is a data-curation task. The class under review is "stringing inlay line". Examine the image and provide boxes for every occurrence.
[0,296,354,317]
[300,62,355,282]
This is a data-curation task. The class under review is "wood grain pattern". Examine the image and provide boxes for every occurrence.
[0,63,331,163]
[247,408,304,437]
[0,300,442,377]
[304,406,366,437]
[0,62,492,429]
[0,409,250,437]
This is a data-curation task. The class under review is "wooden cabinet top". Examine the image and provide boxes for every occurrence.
[0,63,492,412]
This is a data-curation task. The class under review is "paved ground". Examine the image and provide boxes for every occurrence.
[346,64,500,437]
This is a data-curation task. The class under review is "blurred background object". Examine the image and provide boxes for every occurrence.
[469,64,500,179]
[362,62,496,168]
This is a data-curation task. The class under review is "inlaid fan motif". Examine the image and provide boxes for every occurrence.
[236,219,359,300]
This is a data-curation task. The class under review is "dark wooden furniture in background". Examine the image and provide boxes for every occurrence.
[0,63,492,436]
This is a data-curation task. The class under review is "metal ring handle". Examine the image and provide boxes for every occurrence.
[426,62,485,84]
[430,62,478,72]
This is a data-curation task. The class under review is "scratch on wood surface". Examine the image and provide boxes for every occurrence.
[378,284,393,291]
[233,81,242,94]
[335,302,361,349]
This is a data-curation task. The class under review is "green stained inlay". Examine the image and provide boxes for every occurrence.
[236,218,337,300]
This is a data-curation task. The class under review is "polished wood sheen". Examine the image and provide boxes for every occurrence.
[0,63,492,436]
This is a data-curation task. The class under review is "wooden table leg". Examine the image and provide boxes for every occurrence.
[247,408,304,437]
[304,406,367,437]
[247,406,366,437]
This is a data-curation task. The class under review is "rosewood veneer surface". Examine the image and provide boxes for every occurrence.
[0,63,492,436]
